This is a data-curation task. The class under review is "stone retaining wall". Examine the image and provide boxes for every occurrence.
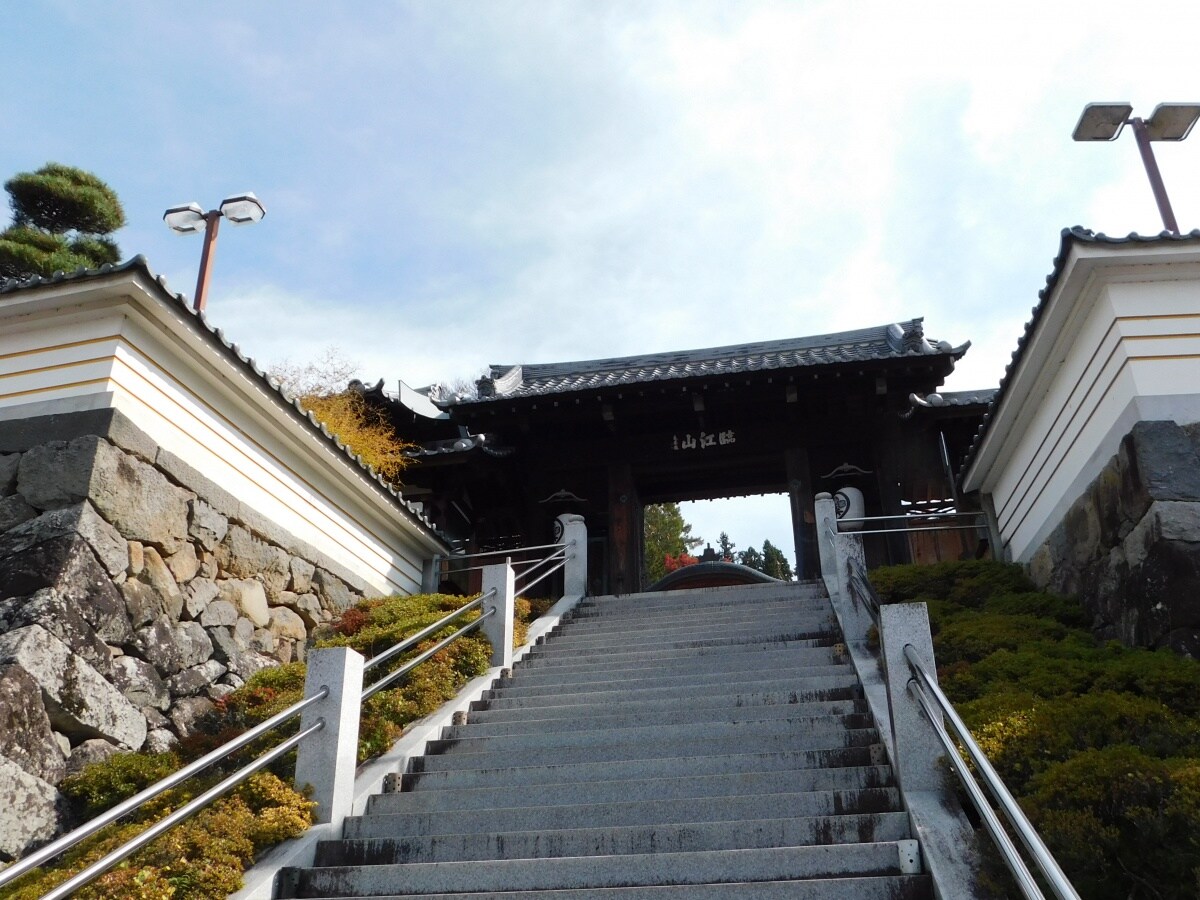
[0,412,366,860]
[1028,420,1200,655]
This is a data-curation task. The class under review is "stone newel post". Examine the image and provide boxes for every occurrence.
[294,647,364,831]
[556,513,588,598]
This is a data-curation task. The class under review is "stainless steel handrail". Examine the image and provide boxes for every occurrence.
[513,543,570,577]
[847,557,881,621]
[38,720,324,900]
[838,512,984,523]
[442,542,567,561]
[361,608,494,701]
[363,591,491,672]
[904,644,1082,900]
[518,554,571,596]
[0,686,330,890]
[842,523,984,536]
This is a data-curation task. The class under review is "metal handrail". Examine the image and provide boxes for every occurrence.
[362,608,494,701]
[0,685,330,890]
[513,546,569,585]
[904,644,1082,900]
[842,523,985,536]
[363,591,491,672]
[443,541,567,561]
[38,720,324,900]
[518,554,571,596]
[838,512,984,523]
[847,557,881,621]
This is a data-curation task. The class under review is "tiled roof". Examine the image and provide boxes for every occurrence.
[0,258,441,536]
[958,226,1200,483]
[939,389,997,406]
[447,318,968,406]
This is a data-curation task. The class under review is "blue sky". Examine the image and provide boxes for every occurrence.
[5,1,1200,563]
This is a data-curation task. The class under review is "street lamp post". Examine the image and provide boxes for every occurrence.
[163,193,266,312]
[1073,103,1200,235]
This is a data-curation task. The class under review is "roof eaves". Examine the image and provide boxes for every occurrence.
[957,226,1200,486]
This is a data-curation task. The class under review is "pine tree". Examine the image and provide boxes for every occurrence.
[762,539,794,581]
[717,531,736,562]
[643,503,702,584]
[0,163,125,280]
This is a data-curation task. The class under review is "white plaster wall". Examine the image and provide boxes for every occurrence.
[968,255,1200,562]
[0,272,444,595]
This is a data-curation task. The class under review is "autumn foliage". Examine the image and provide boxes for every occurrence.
[662,552,699,572]
[271,350,416,484]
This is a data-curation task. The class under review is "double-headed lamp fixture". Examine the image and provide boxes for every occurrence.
[1073,103,1200,234]
[163,192,266,312]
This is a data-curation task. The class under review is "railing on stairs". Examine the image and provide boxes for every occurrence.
[0,513,588,900]
[815,492,1080,900]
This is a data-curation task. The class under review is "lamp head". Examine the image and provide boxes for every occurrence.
[218,193,266,225]
[1144,103,1200,141]
[163,202,207,234]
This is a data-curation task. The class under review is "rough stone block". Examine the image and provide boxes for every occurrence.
[219,578,270,627]
[134,616,214,677]
[64,738,120,777]
[145,728,177,753]
[0,625,146,750]
[277,590,323,628]
[290,556,315,593]
[166,543,200,583]
[0,501,127,578]
[121,579,167,630]
[140,547,184,620]
[314,568,353,611]
[215,525,290,596]
[0,587,114,678]
[0,452,20,495]
[1130,420,1200,502]
[184,578,220,620]
[16,437,95,509]
[168,696,215,738]
[268,606,308,642]
[0,494,36,532]
[0,755,62,862]
[22,435,196,553]
[0,663,66,784]
[167,660,227,697]
[112,655,170,711]
[188,499,229,551]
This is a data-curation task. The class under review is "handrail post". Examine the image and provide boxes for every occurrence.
[814,492,839,597]
[481,561,515,669]
[294,647,364,831]
[421,554,440,594]
[878,603,945,792]
[557,513,588,598]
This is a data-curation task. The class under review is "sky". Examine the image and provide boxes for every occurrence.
[5,0,1200,567]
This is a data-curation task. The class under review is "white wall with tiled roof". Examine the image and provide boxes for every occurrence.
[963,236,1200,561]
[0,262,446,596]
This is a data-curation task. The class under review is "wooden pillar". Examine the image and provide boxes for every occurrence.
[785,446,818,580]
[606,463,641,595]
[875,421,910,566]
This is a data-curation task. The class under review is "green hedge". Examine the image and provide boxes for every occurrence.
[872,560,1200,899]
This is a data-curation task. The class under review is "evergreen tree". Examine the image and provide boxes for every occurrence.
[762,539,794,581]
[0,163,125,280]
[717,531,736,561]
[738,546,764,572]
[643,503,702,584]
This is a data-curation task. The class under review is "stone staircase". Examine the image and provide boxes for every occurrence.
[279,581,934,898]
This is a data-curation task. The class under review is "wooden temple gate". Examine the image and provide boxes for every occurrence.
[374,319,990,594]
